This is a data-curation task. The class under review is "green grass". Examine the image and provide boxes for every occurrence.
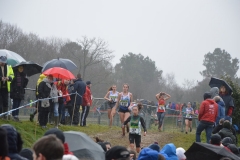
[1,119,240,150]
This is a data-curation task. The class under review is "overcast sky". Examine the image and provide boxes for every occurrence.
[0,0,240,85]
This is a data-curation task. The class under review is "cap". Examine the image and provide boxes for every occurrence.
[105,146,129,160]
[44,128,65,143]
[86,81,91,85]
[0,56,7,63]
[20,148,33,160]
[210,134,221,145]
[148,144,160,152]
[203,92,212,100]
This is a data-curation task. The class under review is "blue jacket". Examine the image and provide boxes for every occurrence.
[138,148,159,160]
[71,78,86,105]
[1,124,27,160]
[160,143,178,160]
[171,103,176,110]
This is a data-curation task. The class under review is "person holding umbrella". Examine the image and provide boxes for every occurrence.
[10,65,29,122]
[0,56,14,118]
[220,85,234,123]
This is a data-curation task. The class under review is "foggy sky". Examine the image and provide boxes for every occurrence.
[0,0,240,85]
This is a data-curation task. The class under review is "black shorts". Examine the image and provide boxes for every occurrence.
[185,118,192,121]
[118,108,130,113]
[108,102,116,109]
[129,134,141,147]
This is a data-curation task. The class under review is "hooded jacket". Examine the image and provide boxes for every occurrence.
[138,148,159,160]
[1,125,27,160]
[35,74,47,98]
[10,71,28,100]
[219,128,237,144]
[160,143,178,160]
[210,87,224,103]
[38,78,52,99]
[71,78,86,105]
[199,99,218,123]
[82,86,92,106]
[0,65,14,92]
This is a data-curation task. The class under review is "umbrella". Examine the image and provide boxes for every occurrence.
[185,142,240,160]
[12,61,42,77]
[209,77,233,95]
[42,67,75,79]
[63,131,105,160]
[42,58,77,72]
[0,49,26,66]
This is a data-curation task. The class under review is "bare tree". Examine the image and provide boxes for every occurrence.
[182,79,196,90]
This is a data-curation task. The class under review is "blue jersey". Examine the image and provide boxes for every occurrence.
[119,92,131,111]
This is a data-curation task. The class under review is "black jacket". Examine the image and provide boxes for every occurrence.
[10,72,28,100]
[218,128,237,144]
[1,125,27,160]
[71,78,86,105]
[38,78,52,99]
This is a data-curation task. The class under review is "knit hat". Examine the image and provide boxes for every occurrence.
[176,147,186,160]
[203,92,212,100]
[0,56,7,63]
[210,134,221,145]
[44,128,65,143]
[223,121,231,130]
[20,148,33,160]
[86,81,91,85]
[222,137,233,146]
[148,144,160,152]
[105,146,129,160]
[227,144,240,156]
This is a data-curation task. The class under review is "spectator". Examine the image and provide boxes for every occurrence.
[227,144,240,157]
[38,75,53,129]
[106,146,130,160]
[10,65,29,122]
[192,102,197,110]
[49,80,59,128]
[0,56,14,119]
[43,128,77,159]
[33,135,64,160]
[19,149,33,160]
[1,124,27,160]
[104,142,111,151]
[81,81,92,127]
[128,150,136,160]
[213,96,225,125]
[196,92,218,143]
[69,73,86,126]
[219,85,234,123]
[0,127,10,160]
[218,121,236,144]
[138,148,159,160]
[30,74,46,122]
[210,134,231,152]
[212,118,225,134]
[176,147,186,160]
[55,79,71,125]
[222,137,234,147]
[160,143,178,160]
[148,143,160,152]
[97,142,107,152]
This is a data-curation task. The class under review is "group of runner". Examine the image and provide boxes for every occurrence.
[103,84,173,153]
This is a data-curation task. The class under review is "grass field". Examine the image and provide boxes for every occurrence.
[0,119,239,151]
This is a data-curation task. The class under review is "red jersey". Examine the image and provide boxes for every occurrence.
[158,99,165,112]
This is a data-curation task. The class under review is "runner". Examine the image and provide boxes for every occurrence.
[185,102,194,134]
[155,92,171,131]
[111,83,133,137]
[123,103,147,153]
[104,85,118,127]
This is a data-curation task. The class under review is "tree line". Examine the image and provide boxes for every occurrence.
[0,20,239,106]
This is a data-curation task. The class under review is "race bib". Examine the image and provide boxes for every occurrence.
[159,105,165,111]
[186,114,191,118]
[110,96,117,102]
[120,100,128,107]
[129,128,140,134]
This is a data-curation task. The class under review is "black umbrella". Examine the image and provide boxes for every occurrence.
[42,58,77,72]
[13,61,42,77]
[63,131,105,160]
[209,77,233,95]
[185,142,240,160]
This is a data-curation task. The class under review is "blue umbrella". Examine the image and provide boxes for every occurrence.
[209,77,233,95]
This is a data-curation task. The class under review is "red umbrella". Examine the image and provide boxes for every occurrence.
[42,67,75,79]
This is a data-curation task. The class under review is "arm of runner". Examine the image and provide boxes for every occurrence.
[140,117,147,133]
[163,92,171,101]
[112,93,121,115]
[123,116,131,127]
[130,93,133,103]
[104,91,111,101]
[155,93,160,101]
